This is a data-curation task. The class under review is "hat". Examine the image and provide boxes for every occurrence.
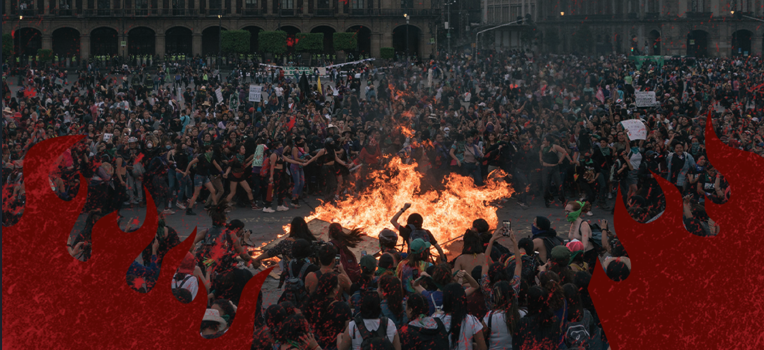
[128,137,138,143]
[360,255,377,274]
[410,238,431,255]
[327,124,337,129]
[202,309,228,332]
[202,101,211,107]
[2,107,11,114]
[378,254,395,270]
[292,239,313,259]
[550,245,571,262]
[378,229,398,245]
[566,239,584,253]
[178,252,196,274]
[535,216,551,231]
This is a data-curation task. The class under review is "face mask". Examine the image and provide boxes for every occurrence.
[166,145,172,150]
[147,143,153,148]
[567,202,585,223]
[631,147,639,154]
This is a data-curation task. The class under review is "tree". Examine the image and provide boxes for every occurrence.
[2,33,13,58]
[380,47,394,59]
[294,33,323,53]
[545,30,560,53]
[221,30,251,54]
[37,49,54,63]
[258,31,288,55]
[333,32,358,52]
[573,24,593,54]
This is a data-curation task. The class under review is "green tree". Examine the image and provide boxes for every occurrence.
[295,33,323,53]
[258,31,288,55]
[2,33,13,58]
[380,47,394,59]
[573,24,593,53]
[221,30,251,54]
[545,30,560,53]
[37,49,54,63]
[333,32,358,52]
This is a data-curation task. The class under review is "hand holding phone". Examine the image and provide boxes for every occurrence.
[502,220,512,236]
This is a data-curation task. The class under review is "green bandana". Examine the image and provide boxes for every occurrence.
[204,151,213,163]
[567,201,584,223]
[569,250,582,265]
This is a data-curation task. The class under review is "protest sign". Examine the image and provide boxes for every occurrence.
[635,91,656,107]
[621,119,647,140]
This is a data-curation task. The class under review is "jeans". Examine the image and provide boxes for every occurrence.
[541,165,563,201]
[176,173,192,203]
[126,173,143,203]
[462,162,483,186]
[290,164,305,203]
[168,169,178,201]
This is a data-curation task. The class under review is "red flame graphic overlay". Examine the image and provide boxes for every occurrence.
[590,115,764,349]
[2,136,274,348]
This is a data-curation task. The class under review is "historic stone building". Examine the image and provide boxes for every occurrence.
[533,0,764,58]
[3,0,440,61]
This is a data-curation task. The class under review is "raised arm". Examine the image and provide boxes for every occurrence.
[390,203,411,230]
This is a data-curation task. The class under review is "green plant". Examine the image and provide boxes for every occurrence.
[2,33,13,58]
[258,31,288,55]
[37,49,54,63]
[295,33,323,53]
[221,30,251,54]
[333,32,358,52]
[380,47,394,59]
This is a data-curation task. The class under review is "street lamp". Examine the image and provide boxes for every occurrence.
[218,14,222,67]
[18,16,24,74]
[404,13,410,60]
[560,11,564,16]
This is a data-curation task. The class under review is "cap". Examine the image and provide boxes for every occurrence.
[410,238,431,255]
[550,245,571,262]
[566,239,584,253]
[360,255,377,274]
[378,229,398,244]
[128,137,138,143]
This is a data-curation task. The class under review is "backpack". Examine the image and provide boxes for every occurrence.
[402,317,449,349]
[202,226,224,246]
[350,278,379,317]
[564,309,593,350]
[407,224,431,243]
[278,260,311,308]
[331,240,361,283]
[171,275,193,303]
[353,315,393,350]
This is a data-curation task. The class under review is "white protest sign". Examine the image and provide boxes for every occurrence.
[621,119,647,141]
[55,78,64,85]
[215,88,224,104]
[249,85,262,102]
[635,91,657,107]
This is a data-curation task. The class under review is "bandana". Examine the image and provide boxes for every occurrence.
[204,151,213,163]
[599,146,611,156]
[566,201,585,223]
[531,226,546,237]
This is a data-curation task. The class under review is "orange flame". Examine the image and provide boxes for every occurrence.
[295,157,513,249]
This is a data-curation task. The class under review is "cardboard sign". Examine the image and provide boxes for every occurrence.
[55,78,64,85]
[215,88,223,104]
[635,91,656,107]
[621,119,647,141]
[249,85,262,102]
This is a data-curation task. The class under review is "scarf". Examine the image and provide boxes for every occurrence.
[567,201,584,223]
[204,151,213,163]
[600,146,611,156]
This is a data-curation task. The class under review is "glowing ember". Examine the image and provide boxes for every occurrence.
[292,157,513,250]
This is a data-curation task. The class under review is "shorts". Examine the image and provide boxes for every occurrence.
[625,170,639,186]
[194,175,210,187]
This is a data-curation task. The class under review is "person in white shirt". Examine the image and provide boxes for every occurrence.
[482,281,524,350]
[171,252,210,303]
[338,293,401,350]
[438,283,487,350]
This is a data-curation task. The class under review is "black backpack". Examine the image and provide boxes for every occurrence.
[171,275,193,303]
[354,315,393,350]
[202,226,224,246]
[278,260,311,308]
[407,224,430,243]
[402,317,449,349]
[564,309,593,350]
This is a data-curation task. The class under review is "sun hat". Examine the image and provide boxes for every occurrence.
[202,309,227,332]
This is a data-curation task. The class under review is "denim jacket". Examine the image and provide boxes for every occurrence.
[666,152,696,186]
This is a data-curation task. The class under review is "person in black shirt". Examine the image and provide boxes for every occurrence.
[183,143,219,215]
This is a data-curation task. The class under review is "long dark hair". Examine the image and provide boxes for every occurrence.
[563,283,584,322]
[406,293,429,320]
[328,223,363,248]
[461,230,484,254]
[442,283,468,349]
[526,285,557,328]
[206,199,230,226]
[492,281,520,334]
[539,271,565,312]
[304,273,339,325]
[378,275,405,319]
[289,217,316,241]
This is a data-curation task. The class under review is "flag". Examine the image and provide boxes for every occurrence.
[286,117,296,131]
[595,87,605,104]
[317,76,323,95]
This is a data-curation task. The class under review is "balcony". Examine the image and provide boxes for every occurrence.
[314,7,334,16]
[279,8,297,16]
[242,8,264,16]
[686,11,712,19]
[346,8,439,17]
[18,8,39,16]
[54,8,74,16]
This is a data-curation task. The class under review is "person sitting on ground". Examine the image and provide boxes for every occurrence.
[172,252,211,303]
[251,216,317,269]
[200,308,228,339]
[530,216,563,264]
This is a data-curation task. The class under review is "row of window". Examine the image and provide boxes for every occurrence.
[6,0,381,12]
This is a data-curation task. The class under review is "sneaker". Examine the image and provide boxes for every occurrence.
[185,209,196,216]
[599,203,611,210]
[225,208,232,213]
[291,203,301,208]
[252,205,262,210]
[262,207,275,213]
[176,201,187,210]
[131,199,140,205]
[518,202,529,210]
[162,209,175,215]
[168,202,174,209]
[586,211,594,216]
[123,201,131,206]
[277,205,289,212]
[607,193,613,199]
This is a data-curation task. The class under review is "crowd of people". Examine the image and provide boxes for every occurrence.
[4,46,760,348]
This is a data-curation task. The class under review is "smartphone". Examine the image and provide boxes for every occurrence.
[502,220,511,235]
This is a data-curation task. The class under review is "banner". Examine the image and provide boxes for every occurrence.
[621,119,647,141]
[635,91,657,107]
[249,85,262,102]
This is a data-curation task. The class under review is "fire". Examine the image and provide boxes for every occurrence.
[296,157,513,250]
[400,125,415,138]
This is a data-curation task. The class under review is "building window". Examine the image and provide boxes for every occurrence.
[351,0,362,9]
[281,0,292,9]
[245,0,255,6]
[401,0,412,9]
[647,0,657,12]
[689,0,706,12]
[136,0,147,7]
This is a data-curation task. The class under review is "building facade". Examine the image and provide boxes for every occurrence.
[3,0,440,61]
[533,0,764,58]
[483,0,536,49]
